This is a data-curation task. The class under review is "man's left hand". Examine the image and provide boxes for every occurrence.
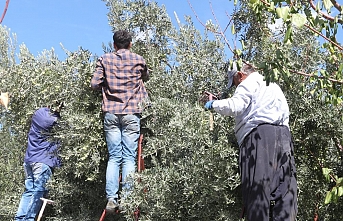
[204,100,214,110]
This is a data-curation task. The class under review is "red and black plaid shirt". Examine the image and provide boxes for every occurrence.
[91,49,149,114]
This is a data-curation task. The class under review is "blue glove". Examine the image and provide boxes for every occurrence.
[204,100,214,110]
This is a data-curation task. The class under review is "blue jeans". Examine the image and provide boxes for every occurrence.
[104,113,140,200]
[15,162,52,221]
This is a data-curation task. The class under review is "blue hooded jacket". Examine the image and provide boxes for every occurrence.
[24,107,61,168]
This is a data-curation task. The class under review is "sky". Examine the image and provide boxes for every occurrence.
[0,0,231,60]
[1,0,342,61]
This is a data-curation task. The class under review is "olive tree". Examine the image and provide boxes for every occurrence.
[1,0,343,220]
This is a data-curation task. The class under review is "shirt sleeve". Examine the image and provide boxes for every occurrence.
[90,57,104,90]
[212,76,258,116]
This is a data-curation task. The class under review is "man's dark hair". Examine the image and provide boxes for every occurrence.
[113,30,132,49]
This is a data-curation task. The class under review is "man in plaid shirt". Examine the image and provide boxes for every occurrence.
[91,30,149,212]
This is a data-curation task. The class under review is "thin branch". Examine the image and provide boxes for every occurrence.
[187,0,220,34]
[309,0,343,24]
[304,23,343,51]
[210,1,220,30]
[309,0,337,22]
[334,137,343,163]
[187,0,343,84]
[0,0,10,24]
[187,0,236,56]
[303,141,337,182]
[209,1,236,56]
[334,137,343,152]
[259,0,343,51]
[330,0,342,11]
[223,11,232,33]
[290,69,343,84]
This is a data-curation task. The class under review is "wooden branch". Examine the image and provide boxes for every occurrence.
[330,0,342,11]
[259,0,343,50]
[302,140,337,183]
[304,24,343,51]
[290,69,343,84]
[309,0,343,24]
[187,0,236,56]
[334,137,343,152]
[187,0,220,34]
[187,0,343,82]
[223,11,231,33]
[209,1,236,56]
[0,0,10,24]
[309,0,335,22]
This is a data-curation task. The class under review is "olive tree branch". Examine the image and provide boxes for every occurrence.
[259,0,343,51]
[303,23,343,51]
[330,0,342,11]
[309,0,343,24]
[290,69,343,84]
[187,0,236,56]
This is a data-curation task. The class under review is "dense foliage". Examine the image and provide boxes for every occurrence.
[0,0,342,220]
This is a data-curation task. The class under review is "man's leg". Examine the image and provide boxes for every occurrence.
[240,127,271,221]
[271,126,297,221]
[15,163,34,221]
[240,124,297,221]
[104,112,122,206]
[121,114,140,199]
[15,163,52,221]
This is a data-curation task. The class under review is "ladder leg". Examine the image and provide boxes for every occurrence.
[99,209,106,221]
